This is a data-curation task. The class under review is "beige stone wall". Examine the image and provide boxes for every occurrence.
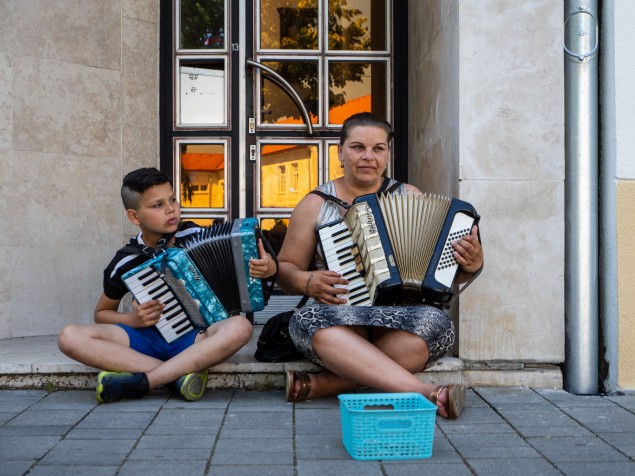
[408,0,565,363]
[617,181,635,388]
[0,1,160,338]
[407,0,460,197]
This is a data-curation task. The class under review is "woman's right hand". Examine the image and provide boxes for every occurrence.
[305,270,351,305]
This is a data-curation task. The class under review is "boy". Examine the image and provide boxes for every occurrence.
[58,168,276,403]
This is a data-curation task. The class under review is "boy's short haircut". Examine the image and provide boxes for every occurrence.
[121,167,172,210]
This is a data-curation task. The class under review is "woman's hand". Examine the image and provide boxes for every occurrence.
[249,239,277,278]
[453,225,483,276]
[304,270,350,304]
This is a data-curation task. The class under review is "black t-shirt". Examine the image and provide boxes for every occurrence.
[102,221,201,301]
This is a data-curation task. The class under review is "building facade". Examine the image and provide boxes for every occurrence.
[0,0,631,392]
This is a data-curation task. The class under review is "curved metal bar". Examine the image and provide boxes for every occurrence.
[246,59,314,136]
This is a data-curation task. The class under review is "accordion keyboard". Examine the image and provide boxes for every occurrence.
[317,220,372,306]
[123,267,195,343]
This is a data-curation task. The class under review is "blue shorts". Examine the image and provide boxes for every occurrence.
[117,324,201,361]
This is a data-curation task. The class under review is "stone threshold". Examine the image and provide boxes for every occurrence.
[0,331,563,391]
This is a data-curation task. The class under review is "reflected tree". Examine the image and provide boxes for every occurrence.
[261,0,370,120]
[180,0,225,49]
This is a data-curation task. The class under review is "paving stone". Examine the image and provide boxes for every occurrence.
[383,462,472,476]
[7,409,89,427]
[25,465,118,476]
[555,461,635,475]
[118,459,207,476]
[0,435,61,460]
[215,437,292,453]
[211,450,293,466]
[530,436,630,462]
[207,465,294,476]
[296,459,383,476]
[77,411,155,429]
[466,457,561,476]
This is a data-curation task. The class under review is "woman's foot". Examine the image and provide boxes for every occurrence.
[285,370,313,402]
[430,384,466,419]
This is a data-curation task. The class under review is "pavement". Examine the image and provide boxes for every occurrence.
[1,330,634,475]
[1,385,635,475]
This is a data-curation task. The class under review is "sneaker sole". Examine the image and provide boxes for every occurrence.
[179,371,209,401]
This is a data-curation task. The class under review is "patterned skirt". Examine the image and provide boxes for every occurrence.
[288,304,455,367]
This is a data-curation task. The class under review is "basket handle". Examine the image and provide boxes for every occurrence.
[374,417,415,433]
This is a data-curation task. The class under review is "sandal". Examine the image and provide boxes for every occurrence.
[430,384,466,419]
[285,370,312,403]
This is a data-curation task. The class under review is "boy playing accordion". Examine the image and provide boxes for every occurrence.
[58,168,276,403]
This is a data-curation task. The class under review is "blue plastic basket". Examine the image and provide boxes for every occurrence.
[338,393,437,460]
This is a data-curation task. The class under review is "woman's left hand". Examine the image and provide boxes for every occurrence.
[452,225,483,274]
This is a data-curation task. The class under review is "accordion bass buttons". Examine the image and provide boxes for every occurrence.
[434,212,475,287]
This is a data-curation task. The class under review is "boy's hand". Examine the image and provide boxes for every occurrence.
[248,239,277,279]
[131,299,164,328]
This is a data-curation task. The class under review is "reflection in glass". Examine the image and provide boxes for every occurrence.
[327,143,345,181]
[260,0,318,50]
[329,0,386,51]
[179,61,226,125]
[260,61,318,125]
[179,143,226,209]
[260,143,318,208]
[186,217,226,227]
[328,61,386,124]
[260,218,289,255]
[179,0,225,50]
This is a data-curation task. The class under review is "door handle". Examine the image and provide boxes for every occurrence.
[246,59,314,136]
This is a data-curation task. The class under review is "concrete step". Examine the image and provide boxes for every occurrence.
[0,326,563,391]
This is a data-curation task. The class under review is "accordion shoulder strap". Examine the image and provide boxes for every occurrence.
[382,179,403,194]
[309,177,402,208]
[295,294,310,309]
[308,189,351,209]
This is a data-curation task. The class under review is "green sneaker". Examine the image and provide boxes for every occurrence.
[96,371,149,404]
[171,370,209,401]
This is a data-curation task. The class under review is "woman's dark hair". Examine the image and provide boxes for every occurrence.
[121,167,172,210]
[339,112,392,145]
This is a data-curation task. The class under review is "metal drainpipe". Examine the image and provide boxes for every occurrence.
[599,1,618,395]
[564,0,599,394]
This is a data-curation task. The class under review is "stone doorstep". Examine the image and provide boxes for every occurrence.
[0,332,563,390]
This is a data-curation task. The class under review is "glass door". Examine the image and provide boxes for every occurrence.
[160,0,400,319]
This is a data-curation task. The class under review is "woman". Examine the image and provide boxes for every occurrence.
[276,112,483,418]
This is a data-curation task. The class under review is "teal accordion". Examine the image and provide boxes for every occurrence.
[122,218,272,343]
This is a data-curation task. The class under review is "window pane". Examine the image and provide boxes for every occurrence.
[328,61,386,124]
[328,0,386,51]
[179,143,226,209]
[260,218,289,255]
[327,143,344,181]
[260,143,318,208]
[179,61,226,125]
[260,0,318,50]
[179,0,225,50]
[185,217,226,227]
[260,60,318,125]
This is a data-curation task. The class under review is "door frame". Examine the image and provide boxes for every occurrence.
[159,0,409,217]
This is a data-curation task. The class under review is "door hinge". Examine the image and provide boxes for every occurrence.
[250,145,256,162]
[249,117,255,134]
